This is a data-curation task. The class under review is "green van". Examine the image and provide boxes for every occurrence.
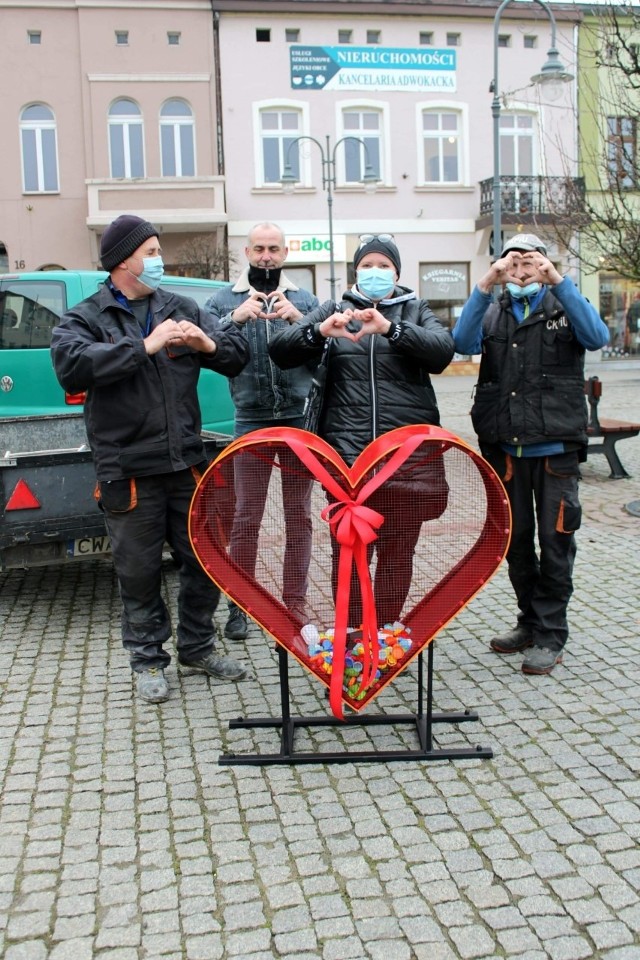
[0,270,234,433]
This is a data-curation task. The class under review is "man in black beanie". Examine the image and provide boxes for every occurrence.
[51,215,250,703]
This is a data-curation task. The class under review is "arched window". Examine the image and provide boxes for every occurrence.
[339,106,383,184]
[20,104,59,192]
[108,99,145,178]
[258,106,302,184]
[160,99,195,176]
[421,109,462,184]
[500,113,535,177]
[499,112,538,213]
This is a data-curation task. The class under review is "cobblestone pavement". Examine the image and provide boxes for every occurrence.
[1,361,639,960]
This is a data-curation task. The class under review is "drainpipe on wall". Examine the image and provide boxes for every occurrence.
[210,4,230,280]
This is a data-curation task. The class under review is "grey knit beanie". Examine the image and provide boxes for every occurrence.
[100,215,159,271]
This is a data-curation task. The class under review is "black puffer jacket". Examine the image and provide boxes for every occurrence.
[268,286,454,465]
[51,283,248,480]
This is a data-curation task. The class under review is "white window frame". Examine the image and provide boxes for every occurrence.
[335,100,390,187]
[20,103,59,194]
[498,107,541,178]
[159,99,196,177]
[252,100,309,187]
[108,98,145,179]
[415,101,469,187]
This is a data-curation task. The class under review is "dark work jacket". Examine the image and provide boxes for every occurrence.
[268,286,454,466]
[51,283,248,480]
[470,289,588,449]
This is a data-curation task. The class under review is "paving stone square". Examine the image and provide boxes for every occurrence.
[0,361,639,958]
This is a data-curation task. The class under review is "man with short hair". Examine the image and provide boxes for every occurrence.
[454,234,609,675]
[51,214,249,703]
[205,222,319,640]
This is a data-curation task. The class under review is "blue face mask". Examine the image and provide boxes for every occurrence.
[356,267,395,301]
[507,281,541,300]
[137,256,165,291]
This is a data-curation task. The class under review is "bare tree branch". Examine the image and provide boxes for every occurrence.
[543,3,640,282]
[175,235,239,280]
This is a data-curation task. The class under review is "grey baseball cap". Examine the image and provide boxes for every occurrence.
[501,233,547,257]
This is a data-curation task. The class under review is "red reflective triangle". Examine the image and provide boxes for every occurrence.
[6,479,41,510]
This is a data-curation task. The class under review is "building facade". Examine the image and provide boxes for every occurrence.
[1,0,582,335]
[1,0,226,274]
[216,0,580,326]
[576,5,640,355]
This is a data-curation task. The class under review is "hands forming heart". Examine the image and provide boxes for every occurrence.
[495,250,562,288]
[319,307,391,342]
[233,291,303,324]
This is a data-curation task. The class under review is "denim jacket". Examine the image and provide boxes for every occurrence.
[204,268,319,422]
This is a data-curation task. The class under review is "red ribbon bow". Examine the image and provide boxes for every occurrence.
[287,433,427,719]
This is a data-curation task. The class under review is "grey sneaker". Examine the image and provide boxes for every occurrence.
[135,668,169,703]
[178,651,247,681]
[224,605,248,641]
[490,627,534,654]
[522,646,563,675]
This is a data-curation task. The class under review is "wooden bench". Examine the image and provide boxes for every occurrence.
[584,376,640,479]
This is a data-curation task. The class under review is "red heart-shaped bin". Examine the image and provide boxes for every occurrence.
[189,425,510,718]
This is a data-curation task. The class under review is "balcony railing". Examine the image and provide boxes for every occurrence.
[478,175,585,221]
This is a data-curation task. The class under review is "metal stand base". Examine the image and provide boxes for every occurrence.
[219,642,493,766]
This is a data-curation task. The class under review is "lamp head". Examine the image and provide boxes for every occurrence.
[280,163,297,194]
[530,47,573,101]
[362,163,378,195]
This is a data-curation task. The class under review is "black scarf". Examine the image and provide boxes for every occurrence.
[248,265,281,294]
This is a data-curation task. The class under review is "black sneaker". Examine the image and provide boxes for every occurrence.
[490,627,534,654]
[522,646,563,675]
[224,605,248,640]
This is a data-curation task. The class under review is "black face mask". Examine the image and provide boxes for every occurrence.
[248,265,281,294]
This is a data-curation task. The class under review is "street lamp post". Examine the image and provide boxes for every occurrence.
[281,134,377,300]
[491,0,573,259]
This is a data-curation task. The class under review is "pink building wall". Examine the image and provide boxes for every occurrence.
[217,4,579,301]
[0,0,223,272]
[0,0,579,305]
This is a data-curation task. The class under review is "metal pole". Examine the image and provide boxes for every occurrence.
[491,0,565,261]
[324,135,337,301]
[492,0,511,261]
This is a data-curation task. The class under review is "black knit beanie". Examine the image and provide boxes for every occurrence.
[353,237,401,277]
[100,215,159,272]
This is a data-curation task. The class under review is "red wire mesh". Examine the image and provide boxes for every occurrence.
[189,425,510,717]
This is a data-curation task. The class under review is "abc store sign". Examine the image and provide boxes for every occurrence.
[287,234,347,263]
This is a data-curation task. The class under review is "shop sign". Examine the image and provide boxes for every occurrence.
[290,45,457,92]
[287,234,346,264]
[421,265,468,299]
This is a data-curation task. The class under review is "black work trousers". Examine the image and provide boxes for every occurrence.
[100,467,220,672]
[483,448,582,653]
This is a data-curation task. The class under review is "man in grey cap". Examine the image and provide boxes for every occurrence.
[51,215,250,703]
[453,234,609,675]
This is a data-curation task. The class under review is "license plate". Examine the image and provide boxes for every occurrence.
[67,535,112,558]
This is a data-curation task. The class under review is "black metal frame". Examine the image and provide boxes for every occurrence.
[219,642,493,766]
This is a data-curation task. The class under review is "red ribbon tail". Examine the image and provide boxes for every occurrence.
[329,545,353,720]
[354,546,379,695]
